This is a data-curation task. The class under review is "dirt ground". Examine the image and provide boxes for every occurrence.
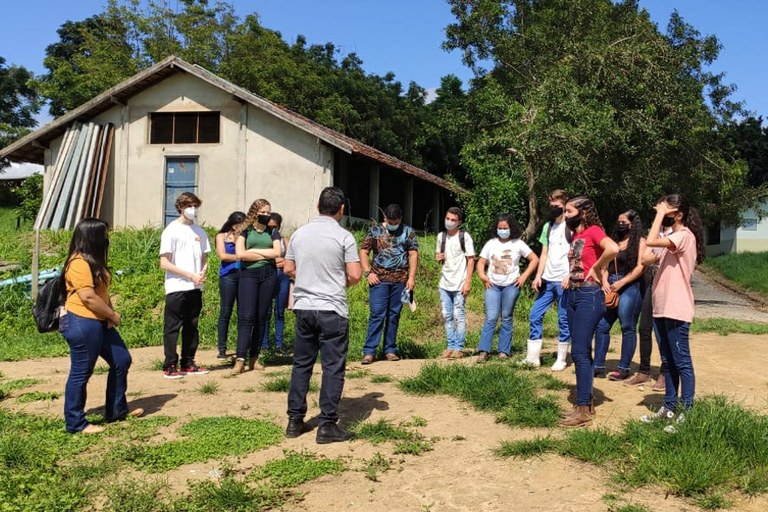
[3,330,768,512]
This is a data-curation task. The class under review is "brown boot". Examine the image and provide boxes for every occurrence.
[652,374,666,392]
[562,397,595,418]
[560,405,593,427]
[232,358,245,375]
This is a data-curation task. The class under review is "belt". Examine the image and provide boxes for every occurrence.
[568,280,599,290]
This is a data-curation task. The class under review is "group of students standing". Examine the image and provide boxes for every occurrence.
[55,184,703,437]
[437,190,705,429]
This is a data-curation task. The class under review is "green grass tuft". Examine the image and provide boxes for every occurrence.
[250,449,345,488]
[399,362,563,427]
[261,375,318,393]
[119,416,283,472]
[197,381,220,395]
[370,374,394,383]
[16,390,61,403]
[496,436,559,458]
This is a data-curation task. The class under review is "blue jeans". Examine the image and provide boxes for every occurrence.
[593,274,642,371]
[655,318,695,411]
[478,284,521,355]
[565,285,605,405]
[528,279,570,342]
[217,270,239,353]
[439,288,466,351]
[262,269,291,349]
[59,312,133,433]
[363,281,406,356]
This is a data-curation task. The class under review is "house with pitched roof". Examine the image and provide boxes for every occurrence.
[0,56,460,231]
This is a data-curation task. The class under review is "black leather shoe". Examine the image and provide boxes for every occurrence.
[285,417,307,438]
[316,423,354,444]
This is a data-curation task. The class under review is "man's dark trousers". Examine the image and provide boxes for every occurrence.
[288,309,349,426]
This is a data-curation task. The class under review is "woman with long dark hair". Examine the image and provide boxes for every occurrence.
[232,199,281,374]
[560,196,619,427]
[475,214,539,362]
[59,218,141,434]
[640,194,705,432]
[592,210,646,380]
[215,211,245,359]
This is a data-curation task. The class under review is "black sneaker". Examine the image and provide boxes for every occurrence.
[216,351,228,360]
[285,417,308,438]
[316,423,354,444]
[594,367,607,379]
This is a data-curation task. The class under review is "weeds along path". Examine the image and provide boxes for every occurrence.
[2,334,768,511]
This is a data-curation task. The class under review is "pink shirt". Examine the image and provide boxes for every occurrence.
[652,227,696,322]
[568,225,607,283]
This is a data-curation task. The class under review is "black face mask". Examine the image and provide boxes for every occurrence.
[661,215,676,227]
[565,214,582,230]
[616,224,630,236]
[257,214,271,226]
[549,206,564,220]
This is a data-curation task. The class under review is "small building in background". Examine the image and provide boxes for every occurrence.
[707,202,768,255]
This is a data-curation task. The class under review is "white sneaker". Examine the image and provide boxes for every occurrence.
[663,413,685,433]
[640,405,676,423]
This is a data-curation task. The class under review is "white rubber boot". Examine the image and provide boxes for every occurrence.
[519,339,542,367]
[551,342,570,372]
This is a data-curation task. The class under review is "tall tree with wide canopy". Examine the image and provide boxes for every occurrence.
[445,0,761,239]
[0,57,40,169]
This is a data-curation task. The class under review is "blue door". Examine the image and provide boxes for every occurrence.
[164,157,198,226]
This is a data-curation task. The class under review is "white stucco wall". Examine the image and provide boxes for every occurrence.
[731,204,768,253]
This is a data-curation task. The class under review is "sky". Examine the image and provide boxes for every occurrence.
[1,0,767,122]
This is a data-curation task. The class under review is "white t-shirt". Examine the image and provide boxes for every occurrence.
[160,220,211,294]
[479,238,532,286]
[435,231,476,291]
[541,221,570,281]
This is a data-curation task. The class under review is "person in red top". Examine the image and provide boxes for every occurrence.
[639,194,705,432]
[560,196,619,427]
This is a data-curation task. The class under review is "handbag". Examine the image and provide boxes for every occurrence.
[603,258,620,309]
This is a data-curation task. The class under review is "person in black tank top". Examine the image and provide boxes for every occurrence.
[592,210,646,380]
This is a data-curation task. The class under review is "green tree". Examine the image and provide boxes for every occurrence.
[445,0,760,239]
[722,116,768,188]
[0,57,40,169]
[36,10,138,117]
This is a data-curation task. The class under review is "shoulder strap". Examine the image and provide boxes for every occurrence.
[439,231,447,254]
[459,229,466,253]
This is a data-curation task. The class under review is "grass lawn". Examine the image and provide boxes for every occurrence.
[704,252,768,297]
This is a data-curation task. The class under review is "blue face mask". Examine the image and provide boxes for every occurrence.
[386,223,400,233]
[497,229,510,239]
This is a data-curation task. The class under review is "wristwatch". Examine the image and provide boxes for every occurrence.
[363,270,371,277]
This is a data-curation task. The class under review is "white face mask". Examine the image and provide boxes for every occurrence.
[183,207,197,220]
[444,220,458,231]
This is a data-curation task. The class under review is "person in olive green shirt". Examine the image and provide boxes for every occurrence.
[233,198,282,374]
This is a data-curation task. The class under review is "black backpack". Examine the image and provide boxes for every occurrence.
[32,273,66,333]
[439,230,467,264]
